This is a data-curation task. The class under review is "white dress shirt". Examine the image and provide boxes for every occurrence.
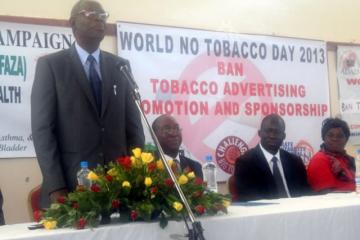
[75,42,102,80]
[259,144,291,198]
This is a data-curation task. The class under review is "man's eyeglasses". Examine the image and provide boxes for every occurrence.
[78,10,109,21]
[161,127,182,135]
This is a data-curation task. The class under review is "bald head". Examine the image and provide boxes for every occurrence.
[260,114,285,132]
[70,0,101,20]
[152,114,175,131]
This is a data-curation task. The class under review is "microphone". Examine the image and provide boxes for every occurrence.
[117,62,141,101]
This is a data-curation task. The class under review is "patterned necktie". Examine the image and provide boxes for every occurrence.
[174,158,182,173]
[87,55,102,113]
[271,156,288,198]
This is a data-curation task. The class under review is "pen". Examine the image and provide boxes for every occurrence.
[113,85,117,95]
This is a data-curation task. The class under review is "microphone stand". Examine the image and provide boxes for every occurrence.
[119,65,205,240]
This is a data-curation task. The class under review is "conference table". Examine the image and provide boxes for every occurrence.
[1,193,360,240]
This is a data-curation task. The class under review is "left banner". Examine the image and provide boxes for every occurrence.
[0,22,73,158]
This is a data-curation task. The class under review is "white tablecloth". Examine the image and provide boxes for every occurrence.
[1,193,360,240]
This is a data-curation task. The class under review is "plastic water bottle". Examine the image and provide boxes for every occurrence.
[356,149,360,171]
[356,149,360,193]
[77,161,91,189]
[203,155,218,192]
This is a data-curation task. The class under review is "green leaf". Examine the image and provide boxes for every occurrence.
[41,144,230,230]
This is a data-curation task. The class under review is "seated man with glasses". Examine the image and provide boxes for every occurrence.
[152,114,203,179]
[31,0,144,208]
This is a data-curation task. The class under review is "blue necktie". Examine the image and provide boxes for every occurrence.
[87,55,102,113]
[271,156,288,198]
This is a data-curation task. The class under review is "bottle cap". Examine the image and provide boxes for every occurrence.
[205,155,212,162]
[80,161,88,168]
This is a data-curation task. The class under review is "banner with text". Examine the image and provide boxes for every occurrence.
[0,22,73,157]
[117,22,330,180]
[337,46,360,144]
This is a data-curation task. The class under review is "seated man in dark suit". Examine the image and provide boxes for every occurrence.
[0,189,4,225]
[234,114,310,201]
[152,114,203,179]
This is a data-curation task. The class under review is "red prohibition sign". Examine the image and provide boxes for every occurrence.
[171,52,272,172]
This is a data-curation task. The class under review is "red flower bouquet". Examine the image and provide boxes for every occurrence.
[41,145,230,229]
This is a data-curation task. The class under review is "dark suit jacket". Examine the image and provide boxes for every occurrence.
[234,145,310,201]
[180,155,203,180]
[31,45,144,207]
[0,190,4,225]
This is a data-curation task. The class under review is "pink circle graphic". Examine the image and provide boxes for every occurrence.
[154,53,272,172]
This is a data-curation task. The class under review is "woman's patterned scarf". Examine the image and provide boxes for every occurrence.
[320,144,355,182]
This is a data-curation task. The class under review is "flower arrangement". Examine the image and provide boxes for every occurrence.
[37,145,230,230]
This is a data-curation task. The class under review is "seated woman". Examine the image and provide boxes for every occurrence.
[307,118,355,193]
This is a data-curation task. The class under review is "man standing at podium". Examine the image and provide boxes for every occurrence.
[234,114,310,201]
[31,0,144,208]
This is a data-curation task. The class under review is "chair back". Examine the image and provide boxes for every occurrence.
[28,185,41,220]
[228,175,239,201]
